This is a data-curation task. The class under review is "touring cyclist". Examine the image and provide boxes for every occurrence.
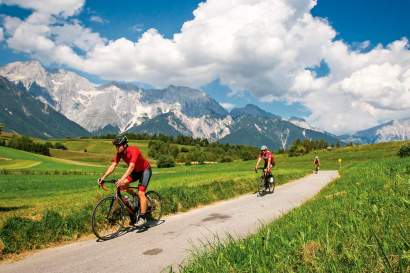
[255,145,275,179]
[98,134,151,227]
[314,155,320,173]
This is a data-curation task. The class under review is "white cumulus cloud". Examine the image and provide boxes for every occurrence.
[1,0,410,134]
[0,27,4,41]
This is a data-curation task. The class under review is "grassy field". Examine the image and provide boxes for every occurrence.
[181,150,410,272]
[0,140,408,258]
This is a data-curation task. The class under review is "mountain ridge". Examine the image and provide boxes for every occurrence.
[0,60,342,148]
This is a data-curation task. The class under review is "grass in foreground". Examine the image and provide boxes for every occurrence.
[181,157,410,272]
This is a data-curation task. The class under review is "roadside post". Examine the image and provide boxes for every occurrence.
[338,158,342,170]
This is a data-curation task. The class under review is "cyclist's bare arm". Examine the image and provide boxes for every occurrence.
[100,162,118,180]
[255,157,262,171]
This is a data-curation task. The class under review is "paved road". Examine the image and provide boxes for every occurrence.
[1,171,339,273]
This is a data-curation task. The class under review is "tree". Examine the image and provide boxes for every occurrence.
[157,155,176,168]
[0,123,4,135]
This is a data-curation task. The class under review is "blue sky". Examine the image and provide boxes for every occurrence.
[0,0,409,133]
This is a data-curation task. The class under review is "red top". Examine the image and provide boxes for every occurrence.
[260,150,274,164]
[112,146,150,172]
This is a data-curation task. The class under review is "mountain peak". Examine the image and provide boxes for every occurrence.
[99,81,140,91]
[230,104,277,119]
[0,60,49,89]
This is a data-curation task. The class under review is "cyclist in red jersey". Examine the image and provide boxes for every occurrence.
[98,134,151,227]
[314,156,320,173]
[255,145,275,175]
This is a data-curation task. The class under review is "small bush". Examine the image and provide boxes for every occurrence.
[54,142,67,150]
[157,155,176,168]
[180,147,189,153]
[220,156,233,163]
[398,143,410,158]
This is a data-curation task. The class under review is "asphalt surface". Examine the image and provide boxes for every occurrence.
[0,170,339,273]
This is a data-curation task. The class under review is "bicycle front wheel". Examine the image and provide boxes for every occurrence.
[258,177,266,196]
[146,191,162,222]
[91,196,126,240]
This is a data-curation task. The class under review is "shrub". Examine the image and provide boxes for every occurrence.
[157,155,176,168]
[241,150,256,161]
[398,143,410,158]
[288,144,306,157]
[180,147,189,153]
[54,142,67,150]
[220,156,233,163]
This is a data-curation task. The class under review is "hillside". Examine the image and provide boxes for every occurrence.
[0,77,90,138]
[220,105,340,150]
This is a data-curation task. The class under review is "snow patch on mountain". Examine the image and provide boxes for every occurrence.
[254,124,262,132]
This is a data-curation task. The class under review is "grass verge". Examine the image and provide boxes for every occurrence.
[181,157,410,272]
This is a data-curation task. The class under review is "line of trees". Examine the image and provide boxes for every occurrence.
[288,139,331,157]
[89,133,211,147]
[0,136,67,156]
[148,140,259,167]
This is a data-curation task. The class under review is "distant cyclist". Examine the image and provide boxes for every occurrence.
[255,145,275,177]
[314,156,320,173]
[98,134,152,227]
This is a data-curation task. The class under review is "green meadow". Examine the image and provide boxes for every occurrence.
[0,139,408,259]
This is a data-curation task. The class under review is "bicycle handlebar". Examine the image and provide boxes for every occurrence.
[98,179,117,191]
[100,179,117,184]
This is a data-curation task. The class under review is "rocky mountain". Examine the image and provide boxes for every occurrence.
[0,60,341,148]
[0,61,230,140]
[339,119,410,144]
[220,105,339,150]
[0,76,90,138]
[230,104,278,119]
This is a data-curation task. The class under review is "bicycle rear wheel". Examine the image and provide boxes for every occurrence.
[267,175,276,193]
[146,191,162,222]
[91,196,126,240]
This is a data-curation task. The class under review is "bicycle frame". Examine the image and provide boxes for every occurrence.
[101,180,139,216]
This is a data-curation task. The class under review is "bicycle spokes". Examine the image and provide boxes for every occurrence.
[92,196,126,240]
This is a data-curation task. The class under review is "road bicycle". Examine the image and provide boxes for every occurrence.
[256,169,275,195]
[91,179,162,240]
